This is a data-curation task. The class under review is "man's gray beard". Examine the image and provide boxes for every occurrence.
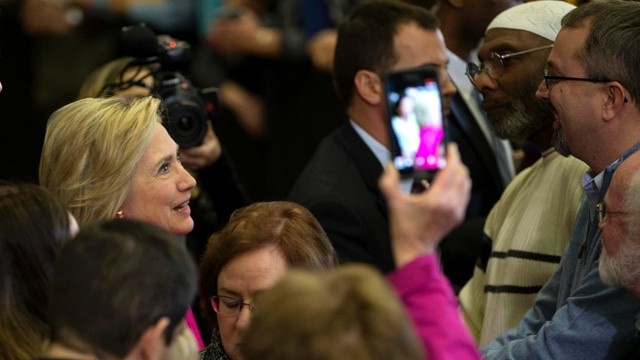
[552,127,571,157]
[599,238,640,290]
[489,96,549,141]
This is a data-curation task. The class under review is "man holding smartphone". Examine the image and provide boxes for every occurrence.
[289,0,456,274]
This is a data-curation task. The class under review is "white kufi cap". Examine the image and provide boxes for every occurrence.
[486,1,577,41]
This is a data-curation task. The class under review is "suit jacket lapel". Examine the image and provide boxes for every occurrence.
[449,92,505,190]
[335,123,388,218]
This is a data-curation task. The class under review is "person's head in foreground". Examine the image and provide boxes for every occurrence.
[240,264,424,360]
[599,151,640,298]
[199,201,338,360]
[45,219,198,360]
[0,183,77,360]
[39,96,196,234]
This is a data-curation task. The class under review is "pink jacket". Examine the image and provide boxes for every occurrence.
[389,254,480,360]
[186,306,205,350]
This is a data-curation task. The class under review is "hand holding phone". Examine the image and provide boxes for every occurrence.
[384,65,447,183]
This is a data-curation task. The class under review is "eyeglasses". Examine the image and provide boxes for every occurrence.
[596,202,629,223]
[543,67,611,90]
[466,44,553,86]
[211,295,257,317]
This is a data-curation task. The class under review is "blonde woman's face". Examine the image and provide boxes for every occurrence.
[120,123,196,235]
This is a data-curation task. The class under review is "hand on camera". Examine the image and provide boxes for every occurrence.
[379,143,471,268]
[178,121,222,170]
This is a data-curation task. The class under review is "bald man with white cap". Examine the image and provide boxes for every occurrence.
[457,0,588,347]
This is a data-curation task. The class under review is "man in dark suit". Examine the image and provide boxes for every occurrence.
[289,0,458,274]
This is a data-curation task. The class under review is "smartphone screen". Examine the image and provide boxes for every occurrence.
[384,65,446,179]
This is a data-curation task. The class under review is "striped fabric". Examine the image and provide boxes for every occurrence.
[459,149,588,346]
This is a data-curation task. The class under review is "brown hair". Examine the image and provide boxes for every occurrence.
[0,183,74,359]
[198,201,338,325]
[333,0,439,105]
[562,0,640,107]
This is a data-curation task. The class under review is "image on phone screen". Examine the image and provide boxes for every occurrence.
[385,66,446,177]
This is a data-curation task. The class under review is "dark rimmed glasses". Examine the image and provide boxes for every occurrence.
[211,295,257,317]
[543,67,611,90]
[596,202,629,223]
[466,44,554,86]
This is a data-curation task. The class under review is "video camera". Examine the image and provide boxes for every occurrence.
[118,24,218,148]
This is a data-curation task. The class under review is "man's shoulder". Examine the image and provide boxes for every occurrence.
[289,124,381,202]
[543,152,589,173]
[290,130,355,191]
[508,152,587,189]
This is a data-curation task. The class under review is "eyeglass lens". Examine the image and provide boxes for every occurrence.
[211,295,255,316]
[468,44,553,86]
[467,55,502,86]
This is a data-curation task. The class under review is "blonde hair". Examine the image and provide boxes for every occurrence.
[241,264,424,360]
[77,57,137,99]
[39,96,163,226]
[77,57,155,99]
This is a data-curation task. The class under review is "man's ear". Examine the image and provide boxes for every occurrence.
[603,82,628,121]
[354,69,384,106]
[129,317,171,360]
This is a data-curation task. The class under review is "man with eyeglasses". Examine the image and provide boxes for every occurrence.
[457,1,587,347]
[598,151,640,308]
[429,0,520,292]
[482,1,640,358]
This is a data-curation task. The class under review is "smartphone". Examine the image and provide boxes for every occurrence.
[384,65,446,182]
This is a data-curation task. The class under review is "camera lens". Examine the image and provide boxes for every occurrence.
[179,116,194,131]
[155,72,208,148]
[163,101,207,148]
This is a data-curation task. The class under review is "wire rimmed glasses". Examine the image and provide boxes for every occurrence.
[466,44,553,86]
[596,202,630,223]
[211,295,257,317]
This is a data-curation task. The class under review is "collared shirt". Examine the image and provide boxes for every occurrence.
[350,120,413,193]
[482,141,640,359]
[580,170,604,226]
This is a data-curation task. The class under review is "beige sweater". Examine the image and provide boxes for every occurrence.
[459,149,588,346]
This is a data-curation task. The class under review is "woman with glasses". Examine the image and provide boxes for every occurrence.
[199,145,478,360]
[198,201,338,360]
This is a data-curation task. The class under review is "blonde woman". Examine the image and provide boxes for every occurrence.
[40,96,204,347]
